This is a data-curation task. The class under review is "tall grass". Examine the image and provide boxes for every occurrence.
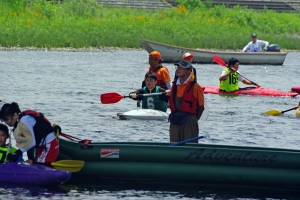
[0,0,299,50]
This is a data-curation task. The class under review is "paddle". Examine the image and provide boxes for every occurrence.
[170,133,210,146]
[213,55,259,87]
[265,106,300,116]
[51,160,85,172]
[100,92,166,104]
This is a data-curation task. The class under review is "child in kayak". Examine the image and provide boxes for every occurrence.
[130,72,170,112]
[0,124,19,163]
[219,58,259,92]
[137,51,172,108]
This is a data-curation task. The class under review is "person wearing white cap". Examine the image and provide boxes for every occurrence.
[242,33,269,52]
[173,52,197,82]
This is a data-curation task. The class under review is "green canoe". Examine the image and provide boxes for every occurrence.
[58,137,300,188]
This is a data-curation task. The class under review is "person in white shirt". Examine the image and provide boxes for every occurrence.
[242,34,269,52]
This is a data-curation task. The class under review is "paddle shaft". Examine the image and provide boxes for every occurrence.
[281,106,299,114]
[121,92,166,98]
[100,92,166,104]
[170,135,204,146]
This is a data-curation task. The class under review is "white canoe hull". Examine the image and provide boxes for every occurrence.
[118,109,169,120]
[139,40,287,65]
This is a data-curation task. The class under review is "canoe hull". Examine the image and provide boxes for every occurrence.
[58,138,300,188]
[202,86,298,97]
[139,40,287,65]
[0,162,71,185]
[117,109,169,120]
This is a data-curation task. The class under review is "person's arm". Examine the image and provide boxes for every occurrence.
[193,84,205,121]
[241,79,259,86]
[242,42,251,52]
[259,40,269,51]
[158,88,170,102]
[161,67,172,89]
[219,69,235,81]
[129,89,144,100]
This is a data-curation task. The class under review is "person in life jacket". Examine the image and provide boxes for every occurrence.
[0,124,20,164]
[173,53,197,82]
[219,58,259,92]
[130,72,170,112]
[0,102,59,164]
[169,60,205,143]
[138,51,171,107]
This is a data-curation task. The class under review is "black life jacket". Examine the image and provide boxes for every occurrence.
[16,110,53,148]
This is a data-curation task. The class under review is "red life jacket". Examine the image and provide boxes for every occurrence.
[16,110,53,148]
[169,80,198,114]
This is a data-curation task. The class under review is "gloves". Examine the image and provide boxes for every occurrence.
[263,47,267,51]
[137,100,141,108]
[7,149,23,162]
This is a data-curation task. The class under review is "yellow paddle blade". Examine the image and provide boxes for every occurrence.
[51,160,85,173]
[296,108,300,117]
[265,110,281,116]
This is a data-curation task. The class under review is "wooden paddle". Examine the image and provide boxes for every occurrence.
[213,55,259,87]
[100,92,166,104]
[51,160,85,172]
[265,106,300,116]
[170,133,210,146]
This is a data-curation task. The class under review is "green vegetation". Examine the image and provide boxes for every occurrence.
[1,0,300,50]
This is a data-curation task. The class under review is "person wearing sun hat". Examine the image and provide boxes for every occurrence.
[173,52,197,82]
[168,60,205,143]
[0,102,59,164]
[242,33,269,52]
[138,51,172,107]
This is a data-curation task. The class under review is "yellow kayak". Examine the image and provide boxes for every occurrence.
[296,108,300,117]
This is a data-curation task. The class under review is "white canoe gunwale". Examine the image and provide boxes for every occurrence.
[139,39,287,65]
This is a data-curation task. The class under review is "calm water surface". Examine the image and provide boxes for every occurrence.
[0,50,299,199]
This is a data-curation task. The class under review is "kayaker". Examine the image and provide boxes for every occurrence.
[219,58,259,92]
[173,52,197,82]
[0,124,19,163]
[138,51,171,107]
[242,33,269,52]
[0,102,59,164]
[169,60,205,143]
[130,72,170,112]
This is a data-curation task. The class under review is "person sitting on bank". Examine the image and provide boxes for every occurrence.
[130,72,170,112]
[173,53,197,82]
[242,33,269,52]
[0,102,59,164]
[219,58,259,92]
[0,124,20,164]
[169,60,205,143]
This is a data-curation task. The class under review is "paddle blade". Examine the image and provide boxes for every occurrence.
[52,160,85,173]
[100,92,124,104]
[213,55,227,67]
[265,110,281,116]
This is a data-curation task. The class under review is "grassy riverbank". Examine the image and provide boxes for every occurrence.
[1,0,300,50]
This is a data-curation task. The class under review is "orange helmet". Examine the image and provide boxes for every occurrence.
[149,51,162,61]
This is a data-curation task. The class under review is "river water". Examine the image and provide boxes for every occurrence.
[0,50,299,199]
